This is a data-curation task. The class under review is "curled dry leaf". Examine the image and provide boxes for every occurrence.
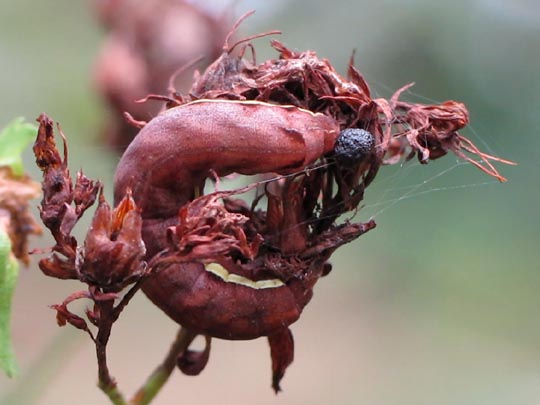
[50,290,95,339]
[0,168,41,265]
[0,116,41,265]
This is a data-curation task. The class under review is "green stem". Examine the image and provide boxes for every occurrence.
[99,379,128,405]
[130,327,196,405]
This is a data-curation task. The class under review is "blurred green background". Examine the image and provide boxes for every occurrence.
[1,0,539,404]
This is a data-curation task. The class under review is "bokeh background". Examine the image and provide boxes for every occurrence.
[1,0,539,404]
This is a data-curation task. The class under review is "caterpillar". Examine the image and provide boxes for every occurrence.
[114,98,340,339]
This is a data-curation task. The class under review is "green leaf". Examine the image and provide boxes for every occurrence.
[0,117,38,178]
[0,228,20,378]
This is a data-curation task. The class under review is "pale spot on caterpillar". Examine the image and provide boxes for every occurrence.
[205,262,285,290]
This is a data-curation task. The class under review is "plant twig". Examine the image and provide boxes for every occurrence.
[96,299,127,405]
[130,327,197,405]
[93,273,149,404]
[99,380,127,405]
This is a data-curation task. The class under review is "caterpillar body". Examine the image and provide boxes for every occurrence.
[114,99,339,339]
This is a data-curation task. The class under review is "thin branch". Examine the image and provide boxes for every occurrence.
[98,380,127,405]
[130,327,197,405]
[112,277,146,321]
[96,299,127,405]
[94,277,148,404]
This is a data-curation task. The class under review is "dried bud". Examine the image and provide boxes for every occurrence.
[33,114,73,233]
[78,190,146,291]
[33,114,101,280]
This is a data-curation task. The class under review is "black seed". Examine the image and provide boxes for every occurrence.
[334,128,374,163]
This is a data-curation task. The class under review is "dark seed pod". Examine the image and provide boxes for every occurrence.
[333,128,375,163]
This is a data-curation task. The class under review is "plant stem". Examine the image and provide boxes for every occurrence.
[99,380,127,405]
[94,278,148,404]
[130,327,196,405]
[96,299,127,405]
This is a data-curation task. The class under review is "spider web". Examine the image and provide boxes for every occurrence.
[356,84,504,222]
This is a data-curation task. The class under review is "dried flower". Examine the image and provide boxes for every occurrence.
[92,0,228,151]
[78,190,145,291]
[34,114,100,280]
[31,11,514,399]
[113,12,512,391]
[34,113,147,292]
[33,113,150,401]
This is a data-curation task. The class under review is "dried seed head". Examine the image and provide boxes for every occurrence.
[78,190,146,291]
[333,128,375,163]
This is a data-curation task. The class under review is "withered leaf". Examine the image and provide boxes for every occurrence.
[268,328,294,393]
[0,168,41,265]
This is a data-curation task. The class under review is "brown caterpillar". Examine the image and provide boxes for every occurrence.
[114,98,340,339]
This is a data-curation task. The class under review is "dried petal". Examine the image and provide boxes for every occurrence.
[73,171,100,217]
[38,252,78,280]
[51,303,89,330]
[168,188,261,262]
[49,290,95,340]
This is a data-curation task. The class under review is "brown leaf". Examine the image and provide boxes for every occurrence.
[51,303,89,330]
[49,290,95,340]
[0,167,41,265]
[38,253,78,280]
[268,328,294,393]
